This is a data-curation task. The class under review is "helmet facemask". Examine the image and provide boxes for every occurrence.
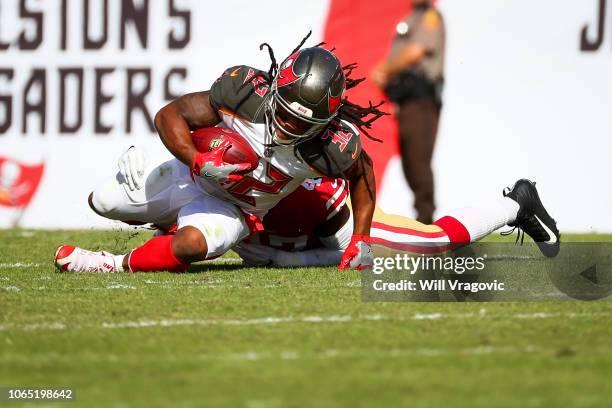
[264,47,346,146]
[266,84,335,146]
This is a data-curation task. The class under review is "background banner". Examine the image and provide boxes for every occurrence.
[0,0,610,231]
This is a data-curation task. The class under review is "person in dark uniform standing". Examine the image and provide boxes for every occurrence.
[371,0,445,224]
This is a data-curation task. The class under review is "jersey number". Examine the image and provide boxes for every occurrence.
[228,161,292,206]
[322,128,353,152]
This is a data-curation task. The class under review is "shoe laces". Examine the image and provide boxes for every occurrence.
[500,185,526,244]
[500,226,525,245]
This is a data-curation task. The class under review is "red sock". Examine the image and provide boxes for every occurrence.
[433,216,471,243]
[128,235,188,272]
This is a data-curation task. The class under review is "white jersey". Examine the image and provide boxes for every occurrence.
[205,64,363,216]
[194,114,319,216]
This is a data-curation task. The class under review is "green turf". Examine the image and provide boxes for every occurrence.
[1,229,611,407]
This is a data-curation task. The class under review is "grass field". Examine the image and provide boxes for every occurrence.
[1,229,612,407]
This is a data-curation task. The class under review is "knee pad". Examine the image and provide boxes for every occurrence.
[90,176,126,219]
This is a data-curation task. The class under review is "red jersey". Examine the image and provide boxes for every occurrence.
[247,177,348,251]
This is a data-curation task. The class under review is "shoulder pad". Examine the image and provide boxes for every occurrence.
[210,65,271,123]
[296,120,362,178]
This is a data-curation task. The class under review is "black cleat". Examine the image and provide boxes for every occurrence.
[503,179,560,257]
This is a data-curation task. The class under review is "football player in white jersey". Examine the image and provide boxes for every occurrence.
[55,40,388,273]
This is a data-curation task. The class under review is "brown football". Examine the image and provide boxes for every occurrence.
[191,127,260,173]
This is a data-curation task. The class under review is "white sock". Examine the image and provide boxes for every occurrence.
[112,255,126,272]
[449,197,519,242]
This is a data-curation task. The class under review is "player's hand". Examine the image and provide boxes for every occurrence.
[191,139,252,184]
[338,234,373,270]
[370,63,390,89]
[118,146,147,191]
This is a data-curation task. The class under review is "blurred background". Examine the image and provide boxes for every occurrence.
[0,0,610,231]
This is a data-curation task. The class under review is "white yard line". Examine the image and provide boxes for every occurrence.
[100,315,353,329]
[0,259,242,270]
[1,311,610,333]
[210,345,545,362]
[22,322,67,331]
[0,345,564,365]
[0,263,41,268]
[106,283,136,290]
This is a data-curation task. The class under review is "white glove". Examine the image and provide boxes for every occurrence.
[118,146,147,191]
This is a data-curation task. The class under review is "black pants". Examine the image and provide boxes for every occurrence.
[397,97,440,225]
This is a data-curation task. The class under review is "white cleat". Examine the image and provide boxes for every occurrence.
[54,245,120,273]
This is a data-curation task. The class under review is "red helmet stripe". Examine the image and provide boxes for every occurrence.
[276,50,302,87]
[329,92,342,114]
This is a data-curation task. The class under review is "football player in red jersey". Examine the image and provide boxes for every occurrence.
[55,34,389,273]
[234,176,561,267]
[234,177,352,266]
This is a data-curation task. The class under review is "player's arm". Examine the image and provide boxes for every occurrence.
[338,151,375,270]
[154,91,221,168]
[346,151,375,236]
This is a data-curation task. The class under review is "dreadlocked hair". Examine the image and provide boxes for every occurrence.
[257,30,313,88]
[258,31,388,143]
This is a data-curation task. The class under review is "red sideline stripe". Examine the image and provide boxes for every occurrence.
[371,221,449,238]
[370,237,453,254]
[433,216,471,243]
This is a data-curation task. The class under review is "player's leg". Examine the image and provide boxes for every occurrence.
[371,193,517,250]
[87,159,190,228]
[53,159,189,272]
[370,206,451,252]
[126,195,250,272]
[502,179,560,256]
[56,156,251,272]
[371,179,559,256]
[55,193,251,273]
